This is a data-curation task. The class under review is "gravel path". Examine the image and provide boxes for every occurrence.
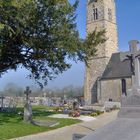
[10,110,118,140]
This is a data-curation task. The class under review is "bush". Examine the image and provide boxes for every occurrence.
[90,110,104,117]
[90,112,98,117]
[52,107,65,112]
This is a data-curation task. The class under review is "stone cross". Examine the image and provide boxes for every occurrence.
[24,86,31,104]
[120,40,140,89]
[119,41,140,117]
[24,86,32,123]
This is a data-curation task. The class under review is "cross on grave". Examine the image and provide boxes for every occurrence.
[120,40,140,89]
[24,86,31,104]
[0,95,5,110]
[24,86,32,123]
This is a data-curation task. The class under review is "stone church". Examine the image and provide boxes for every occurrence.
[84,0,132,105]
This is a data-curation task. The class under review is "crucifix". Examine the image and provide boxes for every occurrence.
[118,40,140,117]
[120,40,140,90]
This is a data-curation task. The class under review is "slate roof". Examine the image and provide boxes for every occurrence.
[101,53,132,80]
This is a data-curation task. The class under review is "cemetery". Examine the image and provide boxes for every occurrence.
[0,0,140,140]
[0,105,81,140]
[0,86,106,139]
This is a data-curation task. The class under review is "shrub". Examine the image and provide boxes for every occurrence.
[90,110,104,117]
[90,112,98,117]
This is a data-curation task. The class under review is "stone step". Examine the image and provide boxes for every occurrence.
[118,106,140,118]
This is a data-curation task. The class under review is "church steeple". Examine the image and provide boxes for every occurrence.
[84,0,118,105]
[86,0,118,57]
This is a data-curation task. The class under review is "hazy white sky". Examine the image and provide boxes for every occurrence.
[0,0,140,90]
[0,62,85,90]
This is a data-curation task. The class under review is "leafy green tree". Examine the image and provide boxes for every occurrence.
[0,0,106,87]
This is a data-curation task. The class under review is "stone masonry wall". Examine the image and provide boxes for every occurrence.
[98,78,132,104]
[84,57,110,105]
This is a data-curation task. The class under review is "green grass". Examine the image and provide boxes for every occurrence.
[0,106,81,140]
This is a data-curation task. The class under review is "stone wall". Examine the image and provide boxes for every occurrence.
[98,78,132,104]
[84,57,110,105]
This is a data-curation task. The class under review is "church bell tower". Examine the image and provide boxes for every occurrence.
[84,0,118,105]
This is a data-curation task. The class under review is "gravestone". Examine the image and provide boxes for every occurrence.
[73,101,79,110]
[77,40,140,140]
[24,86,32,123]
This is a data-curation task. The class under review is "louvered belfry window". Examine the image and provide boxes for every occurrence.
[93,8,98,20]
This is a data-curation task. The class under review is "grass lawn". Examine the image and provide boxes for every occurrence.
[0,106,81,140]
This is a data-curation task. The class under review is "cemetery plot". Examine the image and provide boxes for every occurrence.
[0,106,81,140]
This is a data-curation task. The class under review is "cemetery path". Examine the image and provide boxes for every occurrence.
[10,110,118,140]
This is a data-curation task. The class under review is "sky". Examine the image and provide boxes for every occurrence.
[0,0,140,91]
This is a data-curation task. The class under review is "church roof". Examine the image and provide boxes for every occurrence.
[101,53,132,80]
